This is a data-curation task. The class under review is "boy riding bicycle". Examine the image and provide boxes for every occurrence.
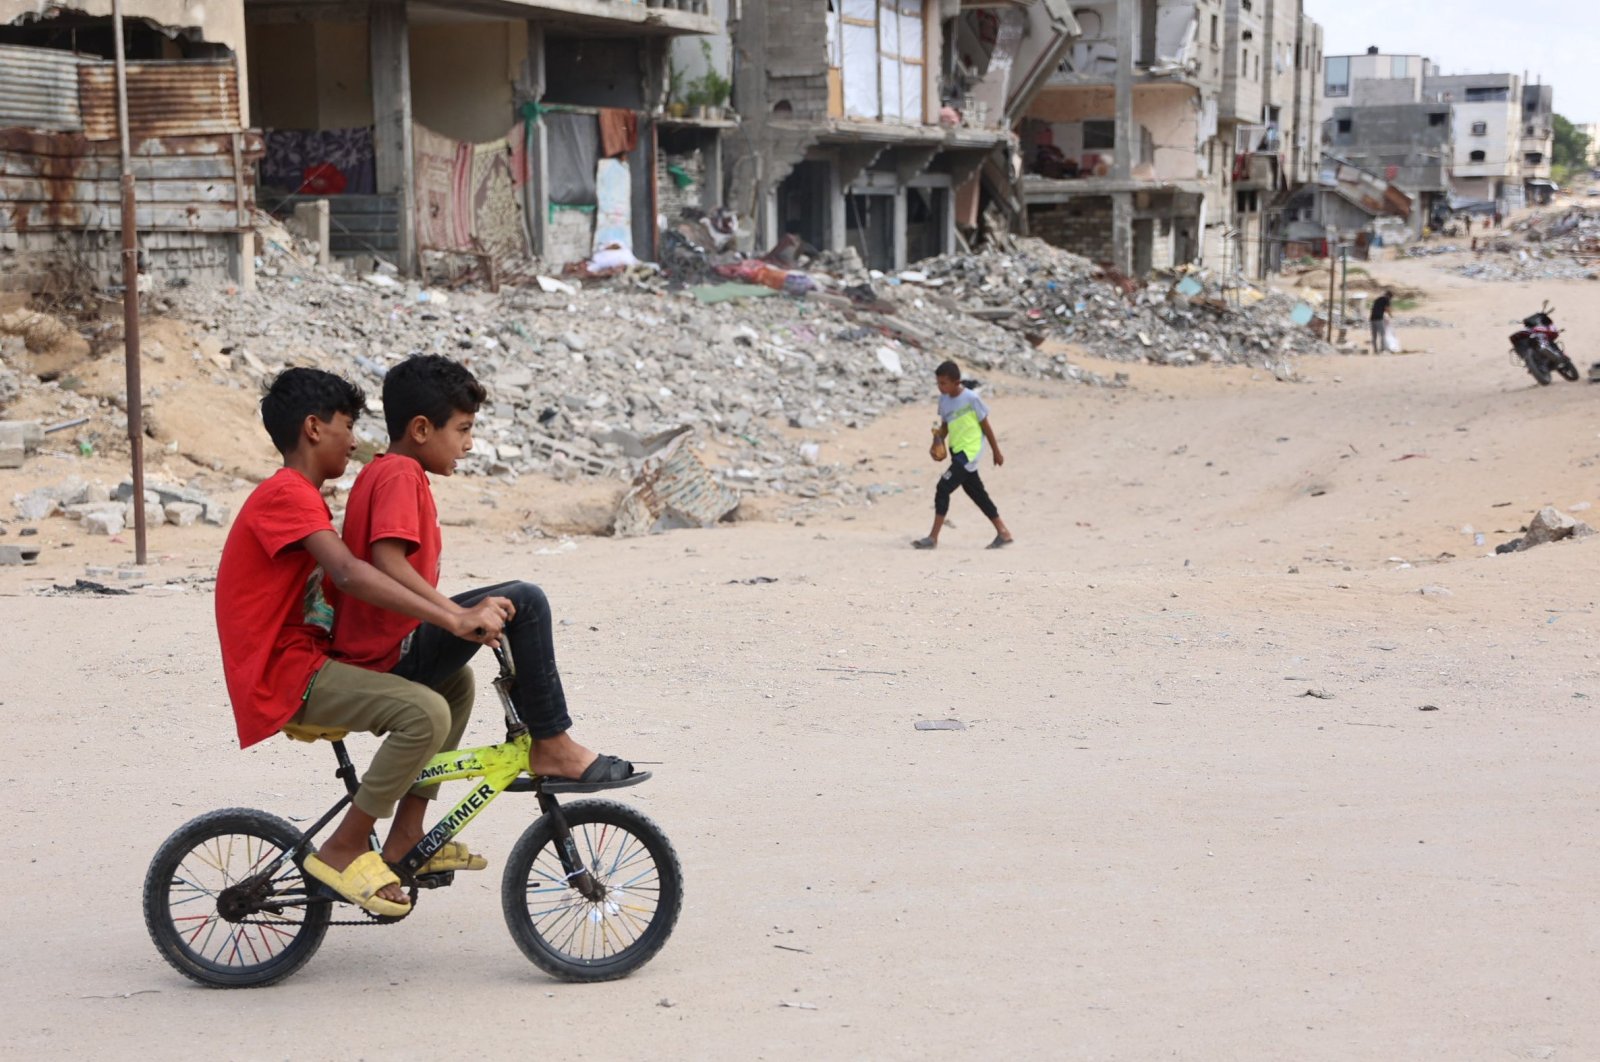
[331,353,635,791]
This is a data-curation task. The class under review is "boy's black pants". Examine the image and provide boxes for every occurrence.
[390,580,572,739]
[934,451,998,519]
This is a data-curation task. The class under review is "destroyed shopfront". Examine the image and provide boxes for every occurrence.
[243,0,719,276]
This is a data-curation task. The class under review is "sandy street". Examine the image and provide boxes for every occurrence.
[3,248,1598,1060]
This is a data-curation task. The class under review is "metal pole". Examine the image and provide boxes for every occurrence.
[1326,237,1337,343]
[1339,246,1349,341]
[112,0,146,565]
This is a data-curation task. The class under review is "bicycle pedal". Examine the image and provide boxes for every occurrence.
[413,870,455,889]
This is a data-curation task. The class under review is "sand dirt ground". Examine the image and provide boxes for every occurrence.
[3,247,1598,1060]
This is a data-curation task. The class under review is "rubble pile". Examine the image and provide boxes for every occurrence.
[158,235,1124,500]
[1406,207,1600,282]
[907,237,1335,368]
[11,476,227,537]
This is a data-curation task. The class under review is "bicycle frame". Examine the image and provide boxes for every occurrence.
[234,647,606,912]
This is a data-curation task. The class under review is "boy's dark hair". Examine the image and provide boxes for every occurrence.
[260,367,367,456]
[383,355,488,440]
[935,360,961,381]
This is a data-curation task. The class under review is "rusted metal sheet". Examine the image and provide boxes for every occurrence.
[613,432,741,537]
[0,129,261,235]
[78,60,241,141]
[0,44,85,132]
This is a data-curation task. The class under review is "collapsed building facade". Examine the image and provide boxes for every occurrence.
[0,1,259,292]
[1016,0,1322,278]
[729,0,1078,273]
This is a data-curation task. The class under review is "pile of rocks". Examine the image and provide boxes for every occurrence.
[11,476,228,535]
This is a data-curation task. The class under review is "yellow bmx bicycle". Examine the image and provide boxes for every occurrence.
[143,646,681,988]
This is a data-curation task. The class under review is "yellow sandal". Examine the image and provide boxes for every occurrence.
[303,850,412,917]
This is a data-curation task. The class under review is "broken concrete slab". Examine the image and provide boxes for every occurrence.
[613,432,740,537]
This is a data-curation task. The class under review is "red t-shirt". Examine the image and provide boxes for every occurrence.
[215,468,336,748]
[330,453,441,672]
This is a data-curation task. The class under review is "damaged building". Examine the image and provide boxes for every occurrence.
[1018,0,1321,278]
[244,0,721,274]
[0,1,259,292]
[729,0,1078,273]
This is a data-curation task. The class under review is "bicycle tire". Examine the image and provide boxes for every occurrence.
[144,808,330,988]
[501,799,682,982]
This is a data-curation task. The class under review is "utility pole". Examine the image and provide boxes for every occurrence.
[112,0,147,564]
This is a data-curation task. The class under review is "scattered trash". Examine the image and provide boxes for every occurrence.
[1417,705,1440,712]
[727,576,778,585]
[914,719,967,730]
[778,1001,818,1011]
[1300,689,1334,700]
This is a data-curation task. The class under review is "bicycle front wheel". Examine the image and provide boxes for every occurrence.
[501,799,682,982]
[143,808,330,988]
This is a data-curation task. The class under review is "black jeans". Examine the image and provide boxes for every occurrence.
[390,580,572,739]
[934,451,999,519]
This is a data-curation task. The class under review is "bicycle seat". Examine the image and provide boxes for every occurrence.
[281,722,350,743]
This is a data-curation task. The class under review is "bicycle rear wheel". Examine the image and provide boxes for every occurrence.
[501,799,682,982]
[144,808,330,988]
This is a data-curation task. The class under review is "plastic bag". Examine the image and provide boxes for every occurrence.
[1384,322,1402,353]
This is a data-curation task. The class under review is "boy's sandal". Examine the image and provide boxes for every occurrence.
[303,850,412,918]
[420,840,488,874]
[986,535,1014,549]
[911,537,937,550]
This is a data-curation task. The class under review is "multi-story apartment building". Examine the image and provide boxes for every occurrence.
[1423,71,1527,210]
[1014,0,1317,278]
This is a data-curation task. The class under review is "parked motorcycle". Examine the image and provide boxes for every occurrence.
[1509,303,1580,386]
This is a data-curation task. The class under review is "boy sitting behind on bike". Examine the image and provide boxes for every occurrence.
[216,368,510,918]
[329,354,636,793]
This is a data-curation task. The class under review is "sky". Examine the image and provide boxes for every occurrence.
[1307,0,1598,123]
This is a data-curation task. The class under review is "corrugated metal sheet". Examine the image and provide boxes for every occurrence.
[79,60,240,141]
[0,45,85,132]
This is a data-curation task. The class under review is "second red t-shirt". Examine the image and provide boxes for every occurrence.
[330,453,441,672]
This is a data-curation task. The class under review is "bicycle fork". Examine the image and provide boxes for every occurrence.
[537,792,606,902]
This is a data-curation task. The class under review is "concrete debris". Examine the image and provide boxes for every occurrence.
[146,222,1131,509]
[1517,506,1597,551]
[10,476,222,533]
[613,431,741,537]
[902,237,1337,369]
[0,543,41,566]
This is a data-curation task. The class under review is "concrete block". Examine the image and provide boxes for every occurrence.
[0,543,39,565]
[165,501,202,527]
[83,509,125,535]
